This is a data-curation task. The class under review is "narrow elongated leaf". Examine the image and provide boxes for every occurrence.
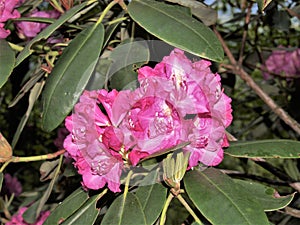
[0,39,15,89]
[12,81,44,149]
[234,179,294,211]
[61,194,99,225]
[101,192,147,225]
[135,183,167,225]
[42,23,104,131]
[15,2,89,67]
[256,0,272,11]
[225,140,300,158]
[128,0,223,62]
[0,173,3,191]
[184,168,269,225]
[44,188,89,225]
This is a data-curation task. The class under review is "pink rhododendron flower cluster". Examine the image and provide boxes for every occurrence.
[63,49,232,192]
[263,47,300,79]
[16,9,60,38]
[6,207,50,225]
[0,0,20,39]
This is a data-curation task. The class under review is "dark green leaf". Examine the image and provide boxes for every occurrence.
[135,183,167,225]
[42,23,104,131]
[44,188,89,225]
[234,179,294,211]
[225,140,300,159]
[0,39,15,89]
[61,194,99,225]
[15,2,90,67]
[101,192,147,225]
[184,168,269,225]
[128,0,223,62]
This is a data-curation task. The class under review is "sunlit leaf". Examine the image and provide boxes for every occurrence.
[128,0,223,62]
[41,22,104,132]
[225,140,300,159]
[101,192,147,225]
[0,39,15,89]
[184,168,269,225]
[256,0,272,11]
[234,179,294,211]
[44,188,89,225]
[0,173,3,191]
[165,0,217,26]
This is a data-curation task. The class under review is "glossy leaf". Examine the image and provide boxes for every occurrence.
[225,140,300,158]
[61,194,100,225]
[0,39,15,89]
[42,22,104,131]
[184,168,269,225]
[135,171,167,225]
[128,0,223,62]
[234,179,294,211]
[44,188,89,225]
[15,2,89,67]
[101,192,147,225]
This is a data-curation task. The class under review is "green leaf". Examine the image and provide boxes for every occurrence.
[101,192,147,225]
[12,81,44,149]
[41,22,104,132]
[109,40,149,90]
[256,0,272,11]
[225,140,300,159]
[136,182,167,225]
[184,168,269,225]
[61,194,100,225]
[15,2,89,67]
[0,39,15,89]
[234,179,294,211]
[0,173,3,191]
[128,0,223,62]
[44,188,89,225]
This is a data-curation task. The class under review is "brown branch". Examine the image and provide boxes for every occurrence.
[214,27,300,136]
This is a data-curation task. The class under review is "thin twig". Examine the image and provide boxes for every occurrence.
[238,2,253,65]
[213,27,300,136]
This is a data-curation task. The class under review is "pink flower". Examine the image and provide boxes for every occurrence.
[0,0,20,22]
[1,173,22,197]
[6,207,50,225]
[0,0,20,39]
[136,49,232,166]
[63,90,123,192]
[16,10,60,38]
[264,47,300,79]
